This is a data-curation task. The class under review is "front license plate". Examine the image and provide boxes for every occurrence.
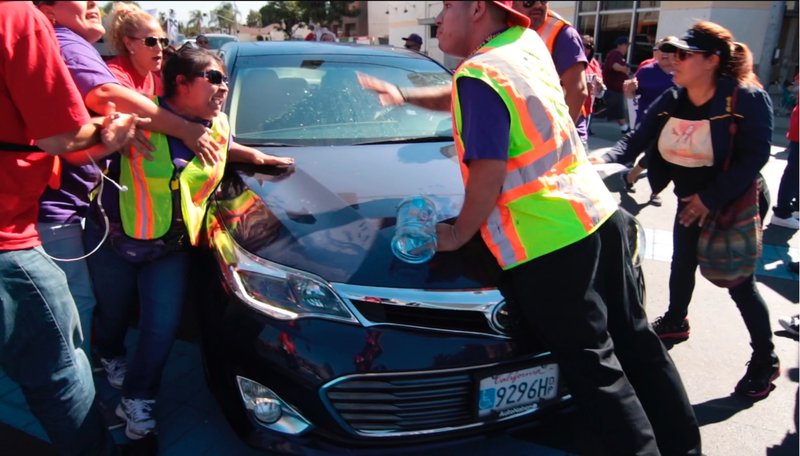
[477,364,558,418]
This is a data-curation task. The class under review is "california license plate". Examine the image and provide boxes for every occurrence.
[477,364,559,418]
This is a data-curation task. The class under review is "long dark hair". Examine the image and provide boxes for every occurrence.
[162,47,226,99]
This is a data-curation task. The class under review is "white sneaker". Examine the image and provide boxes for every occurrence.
[100,357,127,389]
[116,397,156,440]
[771,215,799,230]
[778,315,799,337]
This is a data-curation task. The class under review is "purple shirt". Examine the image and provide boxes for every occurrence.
[457,77,510,163]
[633,61,674,127]
[551,25,588,141]
[38,26,119,224]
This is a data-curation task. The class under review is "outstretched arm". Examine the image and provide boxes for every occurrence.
[356,72,451,112]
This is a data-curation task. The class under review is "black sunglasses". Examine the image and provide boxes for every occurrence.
[136,36,170,48]
[675,48,715,61]
[521,0,548,7]
[195,69,228,85]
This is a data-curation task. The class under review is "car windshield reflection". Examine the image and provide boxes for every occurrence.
[229,55,453,146]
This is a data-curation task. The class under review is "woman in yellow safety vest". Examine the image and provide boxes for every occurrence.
[85,47,293,440]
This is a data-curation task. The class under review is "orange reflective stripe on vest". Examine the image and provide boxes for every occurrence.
[452,27,616,269]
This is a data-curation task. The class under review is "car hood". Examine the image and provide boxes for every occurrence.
[214,142,501,290]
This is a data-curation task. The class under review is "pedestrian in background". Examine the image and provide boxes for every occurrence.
[582,34,605,138]
[770,102,798,229]
[0,3,144,454]
[195,33,210,49]
[512,1,589,147]
[601,22,780,399]
[619,36,678,206]
[603,36,632,135]
[402,32,423,51]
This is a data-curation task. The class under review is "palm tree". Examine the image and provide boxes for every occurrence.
[187,9,204,35]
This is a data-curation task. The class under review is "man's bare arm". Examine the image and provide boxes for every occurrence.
[357,72,451,112]
[561,62,588,123]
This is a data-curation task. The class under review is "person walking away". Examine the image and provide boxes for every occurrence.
[599,22,780,399]
[769,102,799,229]
[603,36,632,134]
[376,2,701,454]
[85,47,293,441]
[512,1,589,148]
[0,3,145,454]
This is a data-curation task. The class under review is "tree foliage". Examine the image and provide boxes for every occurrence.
[259,1,359,38]
[210,2,239,34]
[246,10,263,28]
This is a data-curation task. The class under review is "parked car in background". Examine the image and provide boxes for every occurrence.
[195,41,646,455]
[200,32,239,52]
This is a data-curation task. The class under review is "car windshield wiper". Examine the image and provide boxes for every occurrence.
[235,141,296,147]
[354,135,453,145]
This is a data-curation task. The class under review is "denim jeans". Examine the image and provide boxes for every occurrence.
[668,205,774,358]
[85,220,190,400]
[38,221,96,361]
[0,247,114,455]
[774,141,799,218]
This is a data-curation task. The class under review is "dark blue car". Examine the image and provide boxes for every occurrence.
[195,41,643,455]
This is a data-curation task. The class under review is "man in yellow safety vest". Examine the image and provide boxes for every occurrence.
[360,2,702,455]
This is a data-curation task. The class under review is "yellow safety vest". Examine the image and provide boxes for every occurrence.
[119,98,229,246]
[452,27,617,270]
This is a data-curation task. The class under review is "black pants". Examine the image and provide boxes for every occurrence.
[499,211,701,456]
[667,208,775,359]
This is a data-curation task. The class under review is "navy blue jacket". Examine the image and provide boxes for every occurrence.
[601,77,773,211]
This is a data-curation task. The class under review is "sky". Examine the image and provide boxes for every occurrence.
[98,1,270,24]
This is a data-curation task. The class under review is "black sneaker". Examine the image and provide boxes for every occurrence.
[651,315,690,341]
[734,353,780,399]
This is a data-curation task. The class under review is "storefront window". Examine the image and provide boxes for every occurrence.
[601,1,634,10]
[597,13,632,59]
[579,1,599,12]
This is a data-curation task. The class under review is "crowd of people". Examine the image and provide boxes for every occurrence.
[0,1,795,455]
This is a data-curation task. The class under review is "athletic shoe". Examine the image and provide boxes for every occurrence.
[621,171,636,193]
[649,194,662,206]
[734,353,780,399]
[651,315,690,341]
[116,397,157,440]
[100,357,127,390]
[771,215,799,230]
[778,314,799,336]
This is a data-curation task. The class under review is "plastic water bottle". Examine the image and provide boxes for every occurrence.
[391,196,438,264]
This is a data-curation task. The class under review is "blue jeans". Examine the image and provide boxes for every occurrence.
[774,141,799,218]
[0,247,114,455]
[38,221,96,361]
[85,220,190,400]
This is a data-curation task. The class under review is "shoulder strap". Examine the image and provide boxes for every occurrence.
[0,141,43,152]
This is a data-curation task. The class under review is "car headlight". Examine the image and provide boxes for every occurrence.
[210,225,358,323]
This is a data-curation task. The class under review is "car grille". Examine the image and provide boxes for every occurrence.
[350,299,494,335]
[323,372,474,435]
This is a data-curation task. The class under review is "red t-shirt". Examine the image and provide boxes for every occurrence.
[0,3,91,250]
[789,104,798,143]
[583,58,603,115]
[107,54,163,96]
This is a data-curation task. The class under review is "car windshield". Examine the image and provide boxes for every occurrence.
[228,53,453,146]
[208,35,237,49]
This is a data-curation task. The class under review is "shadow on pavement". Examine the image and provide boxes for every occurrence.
[766,385,798,456]
[692,394,758,426]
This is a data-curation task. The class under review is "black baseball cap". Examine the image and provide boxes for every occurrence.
[659,28,727,57]
[402,33,423,45]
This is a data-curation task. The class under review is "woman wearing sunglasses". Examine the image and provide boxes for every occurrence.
[599,21,779,399]
[86,46,293,440]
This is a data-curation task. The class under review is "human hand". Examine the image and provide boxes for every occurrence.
[587,154,605,164]
[435,223,463,252]
[259,154,294,168]
[101,104,152,157]
[678,194,709,227]
[182,122,222,167]
[623,78,638,98]
[356,72,405,106]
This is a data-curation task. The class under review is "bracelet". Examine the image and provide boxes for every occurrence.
[397,85,409,103]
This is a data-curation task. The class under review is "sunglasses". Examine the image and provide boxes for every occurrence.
[194,69,228,85]
[674,48,714,61]
[521,0,548,7]
[135,36,170,48]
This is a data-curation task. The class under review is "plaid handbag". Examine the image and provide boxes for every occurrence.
[696,88,763,288]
